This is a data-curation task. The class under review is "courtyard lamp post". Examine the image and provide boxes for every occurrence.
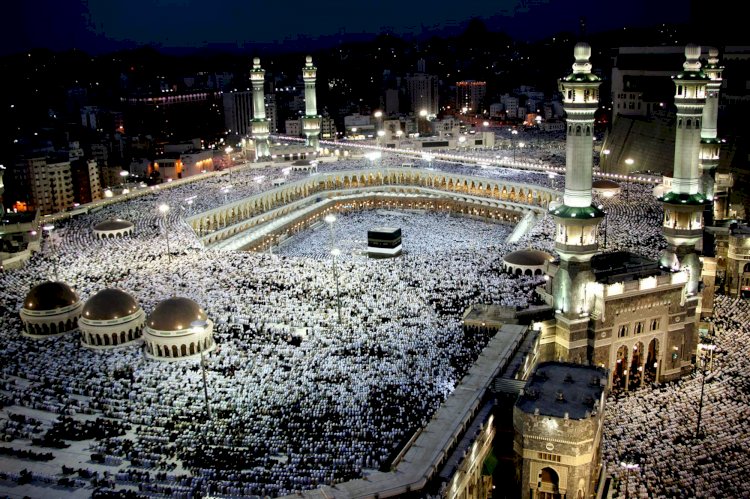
[511,129,519,163]
[619,455,640,499]
[158,204,171,264]
[191,320,212,420]
[695,341,716,439]
[331,248,342,324]
[42,224,58,281]
[324,214,337,250]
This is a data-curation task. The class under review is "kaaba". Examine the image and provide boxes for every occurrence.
[367,227,402,258]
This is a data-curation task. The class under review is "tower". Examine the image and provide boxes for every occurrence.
[660,44,709,296]
[550,43,603,362]
[301,55,321,151]
[250,57,271,160]
[698,47,724,222]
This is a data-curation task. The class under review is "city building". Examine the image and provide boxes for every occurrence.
[14,157,75,215]
[405,72,439,116]
[285,119,301,137]
[457,80,487,115]
[223,90,254,136]
[514,362,607,499]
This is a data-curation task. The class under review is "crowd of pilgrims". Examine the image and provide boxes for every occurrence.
[604,296,750,498]
[0,144,714,498]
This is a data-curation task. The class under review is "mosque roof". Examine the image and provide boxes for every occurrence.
[82,288,140,322]
[516,362,607,420]
[503,249,553,267]
[23,281,79,311]
[94,219,134,231]
[148,297,207,332]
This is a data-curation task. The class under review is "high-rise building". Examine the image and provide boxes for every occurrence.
[265,94,278,133]
[71,159,102,205]
[456,80,487,115]
[385,88,400,116]
[405,73,438,117]
[15,157,74,215]
[222,91,253,136]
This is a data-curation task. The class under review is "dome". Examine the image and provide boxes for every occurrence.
[503,249,553,267]
[94,219,133,231]
[148,297,207,332]
[82,288,140,321]
[23,281,79,311]
[592,179,620,189]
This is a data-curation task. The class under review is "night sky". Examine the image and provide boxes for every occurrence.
[7,0,691,55]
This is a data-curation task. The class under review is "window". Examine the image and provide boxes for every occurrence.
[634,322,644,335]
[650,319,660,331]
[618,325,628,338]
[538,452,562,462]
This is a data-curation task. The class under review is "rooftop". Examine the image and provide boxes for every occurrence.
[516,362,607,419]
[591,251,662,284]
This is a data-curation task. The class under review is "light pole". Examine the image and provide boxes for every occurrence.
[619,456,640,499]
[374,110,383,144]
[511,129,518,163]
[191,320,212,420]
[119,170,129,191]
[225,146,233,182]
[598,204,608,248]
[377,129,385,147]
[158,204,171,264]
[331,248,342,324]
[324,214,336,250]
[419,109,428,136]
[42,224,57,281]
[548,172,556,190]
[695,341,716,439]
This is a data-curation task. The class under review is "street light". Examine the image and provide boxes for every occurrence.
[191,320,212,420]
[331,248,342,324]
[324,214,336,250]
[225,146,233,181]
[42,224,58,281]
[619,455,640,499]
[695,341,716,439]
[511,129,519,163]
[598,204,609,248]
[158,203,171,264]
[419,109,428,136]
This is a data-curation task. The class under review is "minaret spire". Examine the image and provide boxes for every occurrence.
[699,47,724,222]
[250,57,271,160]
[301,55,321,151]
[660,44,710,295]
[550,42,602,318]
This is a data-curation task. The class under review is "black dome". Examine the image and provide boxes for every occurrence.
[23,281,79,311]
[82,288,140,321]
[148,297,207,332]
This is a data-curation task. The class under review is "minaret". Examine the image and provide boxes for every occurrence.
[250,57,271,160]
[301,55,321,151]
[550,42,603,361]
[699,47,724,222]
[660,44,709,295]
